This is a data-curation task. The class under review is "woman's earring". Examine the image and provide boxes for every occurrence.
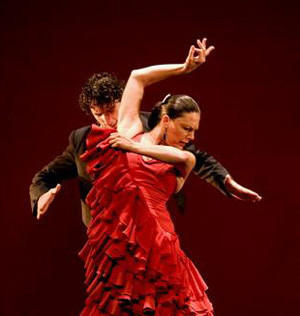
[163,126,167,142]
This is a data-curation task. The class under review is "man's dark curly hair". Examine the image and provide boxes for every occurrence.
[79,72,125,114]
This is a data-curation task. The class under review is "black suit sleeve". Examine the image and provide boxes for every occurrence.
[184,143,232,197]
[139,111,151,132]
[174,144,232,214]
[29,131,78,217]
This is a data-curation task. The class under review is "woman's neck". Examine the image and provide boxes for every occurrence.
[146,124,165,144]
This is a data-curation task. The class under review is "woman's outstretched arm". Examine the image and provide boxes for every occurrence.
[108,132,195,185]
[117,38,215,138]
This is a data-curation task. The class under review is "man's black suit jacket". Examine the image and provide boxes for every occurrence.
[30,112,230,226]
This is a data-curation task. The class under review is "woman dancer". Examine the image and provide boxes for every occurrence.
[79,38,217,315]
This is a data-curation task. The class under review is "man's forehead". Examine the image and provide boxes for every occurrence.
[90,105,110,115]
[90,100,118,110]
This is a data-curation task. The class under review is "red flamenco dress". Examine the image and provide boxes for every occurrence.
[79,125,214,316]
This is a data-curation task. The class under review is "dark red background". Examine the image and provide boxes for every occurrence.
[1,0,299,315]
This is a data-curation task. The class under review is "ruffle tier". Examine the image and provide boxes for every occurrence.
[79,125,214,315]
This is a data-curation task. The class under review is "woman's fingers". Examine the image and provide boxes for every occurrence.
[197,38,208,50]
[109,138,119,147]
[109,132,118,137]
[108,133,124,148]
[108,133,133,150]
[196,38,215,56]
[108,133,119,142]
[184,38,214,73]
[195,44,214,57]
[109,138,118,145]
[205,45,215,56]
[187,45,195,61]
[197,38,205,50]
[194,48,204,56]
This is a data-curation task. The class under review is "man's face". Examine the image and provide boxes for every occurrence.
[90,101,120,128]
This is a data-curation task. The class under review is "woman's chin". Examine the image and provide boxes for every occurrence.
[175,143,184,150]
[166,140,184,149]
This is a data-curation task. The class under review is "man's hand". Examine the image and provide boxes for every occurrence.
[225,175,262,202]
[183,38,215,74]
[37,184,61,220]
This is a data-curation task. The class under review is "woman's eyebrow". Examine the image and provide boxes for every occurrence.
[183,124,199,131]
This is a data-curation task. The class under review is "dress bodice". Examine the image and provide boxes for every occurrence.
[125,133,177,233]
[125,132,177,198]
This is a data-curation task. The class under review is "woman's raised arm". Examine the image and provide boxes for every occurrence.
[117,38,215,138]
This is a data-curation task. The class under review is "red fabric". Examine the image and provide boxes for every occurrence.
[79,125,214,315]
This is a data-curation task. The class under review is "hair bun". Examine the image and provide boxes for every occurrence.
[148,101,163,130]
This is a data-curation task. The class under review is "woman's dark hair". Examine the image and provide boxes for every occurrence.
[148,94,201,130]
[79,72,125,114]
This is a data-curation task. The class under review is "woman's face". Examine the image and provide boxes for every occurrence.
[164,112,200,149]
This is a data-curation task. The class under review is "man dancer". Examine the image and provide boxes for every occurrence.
[30,72,261,225]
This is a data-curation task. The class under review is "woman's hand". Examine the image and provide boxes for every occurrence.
[183,38,215,74]
[108,132,136,151]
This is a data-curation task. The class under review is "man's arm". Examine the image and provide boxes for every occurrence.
[187,144,231,196]
[29,131,78,218]
[186,143,261,202]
